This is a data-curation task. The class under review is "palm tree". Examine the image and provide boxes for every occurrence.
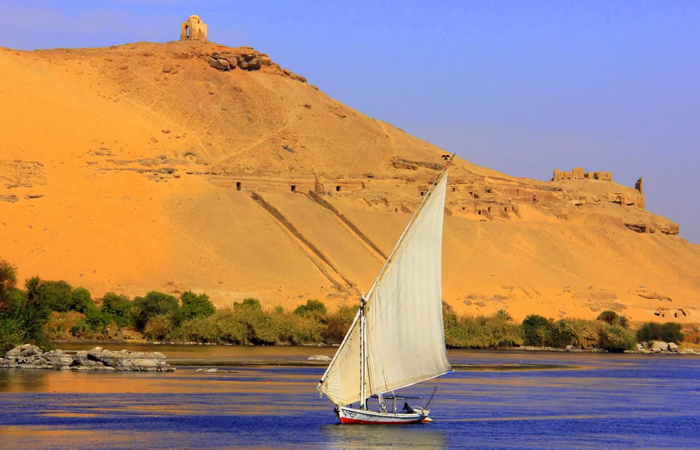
[25,276,41,304]
[494,309,512,322]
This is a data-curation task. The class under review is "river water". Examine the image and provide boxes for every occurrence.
[1,346,699,449]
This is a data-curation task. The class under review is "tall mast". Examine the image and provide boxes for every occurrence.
[360,293,367,409]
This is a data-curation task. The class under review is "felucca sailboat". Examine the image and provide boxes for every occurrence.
[317,155,454,425]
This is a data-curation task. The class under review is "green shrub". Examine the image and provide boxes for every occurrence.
[556,318,601,349]
[522,315,557,347]
[637,322,684,343]
[322,305,359,344]
[237,306,280,345]
[37,280,73,312]
[293,299,327,317]
[84,305,107,332]
[1,287,27,319]
[101,292,133,328]
[618,316,629,329]
[218,298,280,344]
[181,316,220,343]
[0,271,50,350]
[181,291,215,320]
[213,307,248,343]
[660,322,684,343]
[132,291,182,332]
[0,260,18,304]
[596,310,619,325]
[144,314,173,341]
[0,318,26,353]
[599,325,637,352]
[445,309,523,349]
[279,312,324,344]
[595,310,630,329]
[70,317,90,337]
[70,288,94,314]
[181,303,328,346]
[235,298,262,310]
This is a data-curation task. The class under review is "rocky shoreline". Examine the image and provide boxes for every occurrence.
[629,340,697,354]
[519,341,697,355]
[0,344,175,372]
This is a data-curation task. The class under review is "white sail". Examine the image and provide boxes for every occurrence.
[318,166,452,406]
[317,311,363,406]
[364,169,452,394]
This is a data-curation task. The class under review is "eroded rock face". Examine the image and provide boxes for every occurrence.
[0,345,175,372]
[654,222,681,236]
[200,49,306,82]
[624,220,680,236]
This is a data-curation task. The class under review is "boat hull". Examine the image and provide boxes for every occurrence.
[336,406,429,425]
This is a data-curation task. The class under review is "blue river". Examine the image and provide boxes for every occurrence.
[1,347,699,449]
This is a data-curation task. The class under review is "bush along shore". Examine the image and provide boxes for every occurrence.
[1,260,697,354]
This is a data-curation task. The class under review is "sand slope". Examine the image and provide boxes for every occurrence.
[1,41,698,323]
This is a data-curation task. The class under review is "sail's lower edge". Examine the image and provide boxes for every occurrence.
[370,369,453,399]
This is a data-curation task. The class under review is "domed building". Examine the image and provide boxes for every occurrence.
[180,15,208,42]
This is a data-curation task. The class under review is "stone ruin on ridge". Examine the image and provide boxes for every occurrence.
[180,15,208,42]
[552,167,612,182]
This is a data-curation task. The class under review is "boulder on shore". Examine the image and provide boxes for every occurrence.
[0,344,175,372]
[650,341,669,352]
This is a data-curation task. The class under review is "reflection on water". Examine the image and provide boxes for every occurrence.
[0,369,50,393]
[322,424,446,449]
[1,351,700,449]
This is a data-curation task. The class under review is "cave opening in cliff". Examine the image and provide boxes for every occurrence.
[236,182,241,191]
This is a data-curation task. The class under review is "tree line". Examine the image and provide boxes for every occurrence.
[0,260,688,353]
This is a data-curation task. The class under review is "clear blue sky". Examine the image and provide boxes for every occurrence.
[2,0,699,243]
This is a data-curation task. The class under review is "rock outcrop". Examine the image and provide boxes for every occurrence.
[201,48,307,82]
[650,340,669,352]
[0,344,175,372]
[632,341,685,354]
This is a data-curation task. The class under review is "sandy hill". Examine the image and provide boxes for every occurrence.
[1,40,699,324]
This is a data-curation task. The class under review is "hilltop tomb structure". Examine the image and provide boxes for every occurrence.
[552,167,612,182]
[180,15,207,42]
